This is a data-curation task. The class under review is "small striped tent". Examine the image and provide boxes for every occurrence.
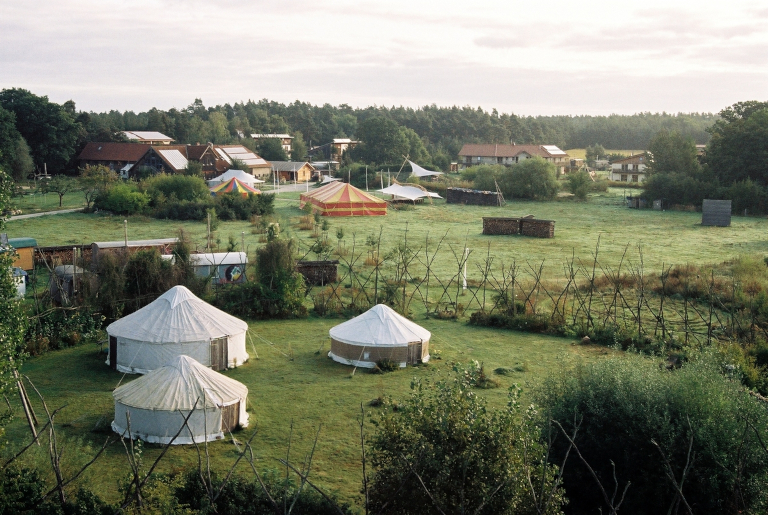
[300,181,387,217]
[209,178,261,197]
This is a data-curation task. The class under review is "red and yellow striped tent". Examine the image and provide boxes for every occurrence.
[209,178,261,198]
[300,181,387,217]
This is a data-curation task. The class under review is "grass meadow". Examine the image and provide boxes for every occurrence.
[4,184,768,506]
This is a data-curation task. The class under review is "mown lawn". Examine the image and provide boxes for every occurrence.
[6,317,609,507]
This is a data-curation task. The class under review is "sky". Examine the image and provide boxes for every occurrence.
[1,0,767,116]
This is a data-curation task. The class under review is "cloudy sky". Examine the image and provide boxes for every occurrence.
[1,0,766,115]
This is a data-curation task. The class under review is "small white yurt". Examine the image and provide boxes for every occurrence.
[106,285,248,374]
[112,355,248,444]
[328,304,431,368]
[207,169,264,187]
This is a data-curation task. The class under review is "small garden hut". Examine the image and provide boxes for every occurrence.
[328,304,430,368]
[112,355,249,445]
[300,181,386,216]
[106,285,248,374]
[209,178,261,197]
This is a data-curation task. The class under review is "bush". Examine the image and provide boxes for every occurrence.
[473,159,558,200]
[535,351,768,515]
[368,364,566,514]
[142,173,210,203]
[94,183,149,215]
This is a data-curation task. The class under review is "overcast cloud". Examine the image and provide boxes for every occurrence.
[1,0,766,115]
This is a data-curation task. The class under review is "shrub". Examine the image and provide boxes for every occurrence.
[368,364,566,515]
[142,173,210,203]
[94,183,150,215]
[535,351,768,515]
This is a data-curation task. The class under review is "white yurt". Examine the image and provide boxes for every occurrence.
[328,304,431,368]
[112,355,249,444]
[106,285,248,374]
[207,169,264,187]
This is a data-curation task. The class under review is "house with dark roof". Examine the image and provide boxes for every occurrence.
[458,144,569,174]
[77,142,152,178]
[609,154,648,183]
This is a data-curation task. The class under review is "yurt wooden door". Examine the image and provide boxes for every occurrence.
[221,402,240,432]
[109,336,117,370]
[210,337,228,371]
[407,342,421,365]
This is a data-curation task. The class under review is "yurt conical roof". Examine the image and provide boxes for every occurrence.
[329,304,430,346]
[208,169,263,186]
[113,355,247,411]
[107,285,248,343]
[300,181,386,216]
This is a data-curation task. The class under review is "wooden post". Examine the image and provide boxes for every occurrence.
[14,370,38,444]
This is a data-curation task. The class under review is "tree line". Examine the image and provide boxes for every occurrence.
[0,87,717,176]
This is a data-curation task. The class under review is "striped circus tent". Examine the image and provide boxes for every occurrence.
[209,178,261,197]
[299,181,387,217]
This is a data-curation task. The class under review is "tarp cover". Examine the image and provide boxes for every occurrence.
[113,355,248,411]
[409,160,443,178]
[300,181,386,217]
[378,184,442,200]
[107,285,248,343]
[330,304,431,346]
[208,169,264,186]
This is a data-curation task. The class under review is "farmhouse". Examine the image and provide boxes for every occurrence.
[609,154,647,183]
[270,161,315,183]
[214,145,272,178]
[458,144,569,174]
[77,142,151,178]
[112,355,249,445]
[122,131,173,145]
[106,285,249,374]
[328,304,431,368]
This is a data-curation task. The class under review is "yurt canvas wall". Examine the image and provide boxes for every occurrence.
[112,355,248,445]
[107,285,248,374]
[328,304,430,368]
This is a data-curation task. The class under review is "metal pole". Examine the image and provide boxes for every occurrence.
[365,165,368,191]
[123,220,128,247]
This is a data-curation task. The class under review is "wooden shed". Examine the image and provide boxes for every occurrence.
[7,237,37,271]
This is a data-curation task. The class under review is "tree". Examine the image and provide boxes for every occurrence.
[706,101,768,186]
[79,165,118,210]
[0,169,26,399]
[256,138,288,161]
[352,117,409,164]
[646,129,700,177]
[585,144,606,167]
[0,88,81,173]
[369,363,566,515]
[39,174,78,207]
[6,138,34,182]
[183,160,204,178]
[290,131,307,161]
[566,169,592,200]
[0,106,22,176]
[501,157,559,200]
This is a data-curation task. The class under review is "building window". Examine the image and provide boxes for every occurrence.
[621,174,628,182]
[632,175,639,183]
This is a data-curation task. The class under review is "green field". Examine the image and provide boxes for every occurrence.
[4,186,767,507]
[7,188,766,281]
[6,316,609,506]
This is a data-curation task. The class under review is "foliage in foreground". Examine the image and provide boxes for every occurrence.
[535,351,768,515]
[368,364,566,515]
